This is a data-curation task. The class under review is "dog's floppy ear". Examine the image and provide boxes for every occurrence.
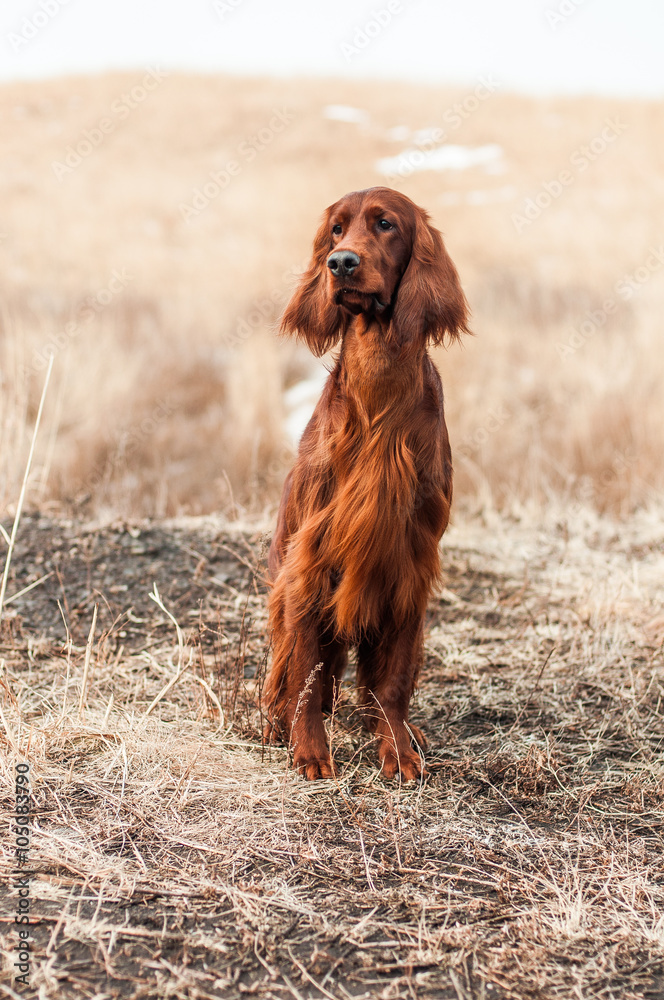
[390,207,470,348]
[280,207,348,356]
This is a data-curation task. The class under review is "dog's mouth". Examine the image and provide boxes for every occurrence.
[334,287,389,315]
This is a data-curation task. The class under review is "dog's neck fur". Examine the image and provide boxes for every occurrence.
[338,313,425,420]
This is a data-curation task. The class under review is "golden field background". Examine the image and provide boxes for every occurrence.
[0,71,662,519]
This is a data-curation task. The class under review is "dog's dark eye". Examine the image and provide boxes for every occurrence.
[332,224,342,235]
[378,219,393,231]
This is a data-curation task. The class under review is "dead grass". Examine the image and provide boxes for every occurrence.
[1,509,664,998]
[0,74,663,517]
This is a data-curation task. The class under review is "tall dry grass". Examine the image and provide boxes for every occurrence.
[0,73,662,518]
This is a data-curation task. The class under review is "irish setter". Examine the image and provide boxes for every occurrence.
[264,186,469,781]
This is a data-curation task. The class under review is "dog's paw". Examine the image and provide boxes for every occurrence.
[378,738,427,782]
[293,751,337,781]
[406,723,428,750]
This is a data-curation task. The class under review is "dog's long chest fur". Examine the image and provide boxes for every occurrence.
[280,345,451,639]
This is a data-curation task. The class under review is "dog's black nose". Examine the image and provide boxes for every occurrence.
[327,251,360,277]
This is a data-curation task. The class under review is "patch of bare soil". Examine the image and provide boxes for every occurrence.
[1,511,664,999]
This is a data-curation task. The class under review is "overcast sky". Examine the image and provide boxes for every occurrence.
[1,0,663,97]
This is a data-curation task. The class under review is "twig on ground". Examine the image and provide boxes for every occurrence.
[78,604,98,720]
[0,354,53,621]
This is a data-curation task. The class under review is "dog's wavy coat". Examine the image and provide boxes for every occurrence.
[264,187,470,780]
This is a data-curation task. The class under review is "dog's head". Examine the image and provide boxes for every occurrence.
[281,186,470,355]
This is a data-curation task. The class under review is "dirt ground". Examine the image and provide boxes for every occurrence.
[1,510,664,999]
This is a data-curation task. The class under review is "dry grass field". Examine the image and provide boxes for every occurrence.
[1,71,664,999]
[1,510,663,998]
[0,72,662,517]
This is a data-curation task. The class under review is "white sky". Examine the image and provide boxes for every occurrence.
[1,0,663,97]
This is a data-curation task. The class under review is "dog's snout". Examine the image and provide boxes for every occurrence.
[327,250,360,277]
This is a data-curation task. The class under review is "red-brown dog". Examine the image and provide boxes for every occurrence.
[264,187,469,780]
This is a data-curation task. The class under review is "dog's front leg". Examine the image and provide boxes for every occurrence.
[357,618,427,781]
[264,617,335,780]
